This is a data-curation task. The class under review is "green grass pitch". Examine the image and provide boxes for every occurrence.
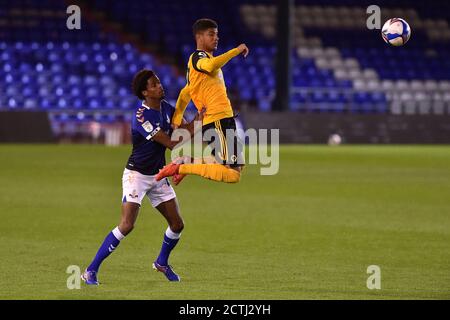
[0,144,449,299]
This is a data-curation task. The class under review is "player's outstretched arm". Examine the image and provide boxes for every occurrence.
[236,43,250,58]
[172,84,191,129]
[197,44,250,73]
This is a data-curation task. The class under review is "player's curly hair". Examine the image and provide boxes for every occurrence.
[132,69,155,100]
[192,18,218,36]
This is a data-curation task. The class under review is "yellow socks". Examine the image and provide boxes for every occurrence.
[179,163,240,183]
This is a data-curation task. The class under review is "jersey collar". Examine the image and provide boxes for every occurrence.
[142,100,165,112]
[141,101,151,110]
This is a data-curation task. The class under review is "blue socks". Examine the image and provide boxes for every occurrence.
[87,226,180,272]
[87,227,125,272]
[156,227,181,266]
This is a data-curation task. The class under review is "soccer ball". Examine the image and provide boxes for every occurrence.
[381,18,411,46]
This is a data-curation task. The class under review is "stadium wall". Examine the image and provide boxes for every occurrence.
[0,112,56,143]
[242,112,450,144]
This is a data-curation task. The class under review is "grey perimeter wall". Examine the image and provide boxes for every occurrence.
[241,112,450,144]
[0,111,449,144]
[0,111,56,143]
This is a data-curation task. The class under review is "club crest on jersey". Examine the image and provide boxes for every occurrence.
[142,121,154,133]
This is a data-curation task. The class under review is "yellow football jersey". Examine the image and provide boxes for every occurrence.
[172,48,240,126]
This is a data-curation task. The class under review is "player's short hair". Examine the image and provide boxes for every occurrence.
[132,69,155,100]
[193,18,218,36]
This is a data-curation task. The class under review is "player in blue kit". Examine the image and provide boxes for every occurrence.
[81,69,203,284]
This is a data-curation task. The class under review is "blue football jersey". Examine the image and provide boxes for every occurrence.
[126,100,174,175]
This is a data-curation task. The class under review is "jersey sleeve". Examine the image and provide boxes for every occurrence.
[191,50,210,73]
[195,48,241,73]
[135,110,161,140]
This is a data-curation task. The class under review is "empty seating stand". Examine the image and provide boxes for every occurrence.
[0,0,449,116]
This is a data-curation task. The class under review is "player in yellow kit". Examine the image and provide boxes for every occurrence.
[156,18,249,184]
